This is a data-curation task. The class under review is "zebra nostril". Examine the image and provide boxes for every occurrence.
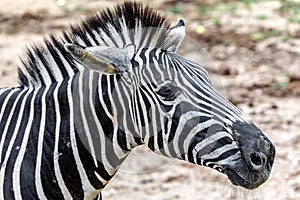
[250,153,263,167]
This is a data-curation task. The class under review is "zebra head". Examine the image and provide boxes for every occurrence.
[63,2,275,190]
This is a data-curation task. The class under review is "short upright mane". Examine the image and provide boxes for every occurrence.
[18,1,170,87]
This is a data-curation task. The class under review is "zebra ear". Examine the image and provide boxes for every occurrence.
[64,43,117,74]
[165,19,185,52]
[85,45,134,73]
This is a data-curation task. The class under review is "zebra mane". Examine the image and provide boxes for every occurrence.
[18,1,171,87]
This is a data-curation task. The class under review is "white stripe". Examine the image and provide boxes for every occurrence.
[176,88,233,125]
[96,77,115,175]
[175,58,246,122]
[0,88,20,140]
[206,151,241,166]
[98,76,113,119]
[35,86,49,200]
[56,49,75,77]
[86,32,97,46]
[171,111,213,156]
[119,17,130,47]
[0,89,25,161]
[201,143,237,161]
[78,70,98,167]
[34,56,52,86]
[192,131,234,163]
[87,73,115,179]
[134,54,171,155]
[152,53,165,80]
[112,77,132,150]
[0,89,15,162]
[137,86,159,153]
[44,51,64,82]
[119,80,140,145]
[99,31,115,47]
[176,67,240,122]
[53,83,73,199]
[68,76,100,199]
[75,36,86,47]
[94,171,107,185]
[139,29,151,49]
[92,30,105,45]
[210,88,249,122]
[135,89,150,142]
[0,88,10,96]
[109,76,127,159]
[107,23,123,47]
[13,89,36,199]
[132,81,142,136]
[135,21,143,48]
[116,83,131,149]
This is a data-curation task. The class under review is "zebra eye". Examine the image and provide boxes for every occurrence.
[157,84,179,101]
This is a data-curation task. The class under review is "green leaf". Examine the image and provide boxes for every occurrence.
[214,4,236,14]
[256,14,269,20]
[198,5,210,15]
[168,5,184,15]
[250,32,265,41]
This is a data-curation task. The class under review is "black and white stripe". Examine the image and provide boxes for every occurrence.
[0,2,274,199]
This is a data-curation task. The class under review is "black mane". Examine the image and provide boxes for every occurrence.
[18,1,170,87]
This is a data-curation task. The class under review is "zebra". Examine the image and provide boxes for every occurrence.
[0,1,275,200]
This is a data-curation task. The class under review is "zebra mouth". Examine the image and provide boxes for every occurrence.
[224,167,259,190]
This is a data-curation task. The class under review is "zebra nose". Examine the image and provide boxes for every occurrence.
[250,152,266,170]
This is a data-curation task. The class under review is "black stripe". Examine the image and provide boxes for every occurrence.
[175,56,240,120]
[47,37,71,79]
[75,129,107,191]
[139,48,147,64]
[56,78,84,198]
[116,128,129,152]
[203,149,239,166]
[156,119,168,157]
[187,132,206,164]
[116,80,141,143]
[136,91,146,128]
[3,90,32,200]
[0,90,22,142]
[0,89,12,111]
[0,90,27,164]
[147,135,155,151]
[40,84,64,199]
[85,27,101,45]
[101,76,113,116]
[94,77,122,170]
[194,136,233,165]
[186,122,224,164]
[35,48,56,84]
[165,104,180,158]
[20,87,44,199]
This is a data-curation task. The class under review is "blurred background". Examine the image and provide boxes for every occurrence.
[0,0,299,199]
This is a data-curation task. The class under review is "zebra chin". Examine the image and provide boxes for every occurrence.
[223,166,267,190]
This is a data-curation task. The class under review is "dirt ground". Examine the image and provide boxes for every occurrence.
[0,0,300,199]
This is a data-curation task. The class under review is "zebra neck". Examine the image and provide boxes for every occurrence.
[72,69,143,160]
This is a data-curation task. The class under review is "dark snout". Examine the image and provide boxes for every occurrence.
[226,121,275,189]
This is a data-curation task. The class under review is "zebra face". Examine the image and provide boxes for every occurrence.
[149,53,276,190]
[64,21,275,190]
